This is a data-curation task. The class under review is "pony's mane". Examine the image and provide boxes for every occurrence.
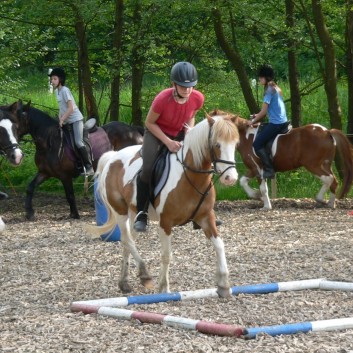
[183,112,239,168]
[26,106,60,138]
[0,110,12,122]
[0,106,18,123]
[209,109,248,133]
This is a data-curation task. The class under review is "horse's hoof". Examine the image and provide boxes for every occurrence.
[26,213,35,221]
[315,199,328,208]
[0,192,8,200]
[119,280,132,293]
[141,278,154,290]
[70,213,80,219]
[217,286,231,298]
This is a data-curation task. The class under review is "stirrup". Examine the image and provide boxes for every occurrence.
[262,170,275,179]
[134,211,148,232]
[81,165,94,177]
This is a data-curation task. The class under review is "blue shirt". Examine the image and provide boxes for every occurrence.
[263,86,287,124]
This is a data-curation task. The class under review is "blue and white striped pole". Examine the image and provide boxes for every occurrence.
[244,317,353,339]
[71,278,325,310]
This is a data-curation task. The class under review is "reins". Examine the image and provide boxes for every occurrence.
[176,124,236,225]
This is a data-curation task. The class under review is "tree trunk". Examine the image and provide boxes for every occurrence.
[211,7,258,114]
[131,1,144,126]
[311,0,342,130]
[72,6,99,121]
[346,0,353,143]
[285,0,301,127]
[110,0,124,122]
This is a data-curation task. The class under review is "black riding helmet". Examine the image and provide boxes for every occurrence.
[258,64,275,82]
[48,67,66,85]
[170,62,198,87]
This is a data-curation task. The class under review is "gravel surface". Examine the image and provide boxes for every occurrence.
[1,193,353,353]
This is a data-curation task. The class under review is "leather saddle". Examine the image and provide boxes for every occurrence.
[254,121,292,155]
[149,145,171,203]
[62,119,111,168]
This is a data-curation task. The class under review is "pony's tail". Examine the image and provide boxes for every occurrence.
[85,151,120,238]
[330,129,353,198]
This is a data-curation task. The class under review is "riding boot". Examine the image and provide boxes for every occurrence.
[133,175,150,232]
[256,148,275,179]
[78,146,94,176]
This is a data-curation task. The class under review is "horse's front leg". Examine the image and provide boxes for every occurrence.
[158,228,172,293]
[259,179,272,210]
[240,176,261,200]
[205,233,230,298]
[25,172,48,220]
[61,178,79,219]
[125,216,153,290]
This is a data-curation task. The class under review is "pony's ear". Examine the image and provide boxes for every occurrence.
[207,114,216,126]
[16,100,23,120]
[23,101,31,112]
[204,110,211,119]
[9,101,18,114]
[230,114,238,124]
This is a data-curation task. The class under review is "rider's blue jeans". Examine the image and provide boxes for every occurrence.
[253,122,287,152]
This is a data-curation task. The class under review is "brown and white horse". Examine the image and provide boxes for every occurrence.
[212,110,353,209]
[90,113,239,297]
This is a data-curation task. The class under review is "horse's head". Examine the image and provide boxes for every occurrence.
[0,108,24,166]
[207,111,239,186]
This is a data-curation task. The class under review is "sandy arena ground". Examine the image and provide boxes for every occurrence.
[1,193,353,353]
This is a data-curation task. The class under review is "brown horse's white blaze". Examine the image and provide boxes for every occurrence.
[0,118,23,166]
[222,110,353,209]
[0,108,24,233]
[91,114,239,296]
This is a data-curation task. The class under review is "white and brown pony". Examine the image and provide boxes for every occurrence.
[90,113,239,297]
[210,110,353,209]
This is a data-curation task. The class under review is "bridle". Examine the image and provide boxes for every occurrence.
[0,142,21,157]
[176,124,236,224]
[177,124,236,176]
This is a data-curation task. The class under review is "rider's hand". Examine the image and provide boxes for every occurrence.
[247,114,256,126]
[167,140,182,153]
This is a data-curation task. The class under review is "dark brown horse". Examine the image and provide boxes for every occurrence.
[210,110,353,209]
[0,103,24,166]
[10,101,143,220]
[0,103,24,231]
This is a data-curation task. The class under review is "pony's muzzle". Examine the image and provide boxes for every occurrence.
[11,147,24,166]
[220,168,238,186]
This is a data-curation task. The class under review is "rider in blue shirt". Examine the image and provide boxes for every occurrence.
[247,64,288,179]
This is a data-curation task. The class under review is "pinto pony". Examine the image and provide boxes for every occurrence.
[210,110,353,209]
[91,113,239,296]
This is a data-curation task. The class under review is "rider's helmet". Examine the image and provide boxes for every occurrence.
[48,67,66,85]
[170,62,198,87]
[258,64,275,82]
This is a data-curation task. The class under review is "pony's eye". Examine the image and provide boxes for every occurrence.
[215,143,221,149]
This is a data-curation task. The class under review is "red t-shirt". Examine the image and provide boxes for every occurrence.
[151,88,204,137]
